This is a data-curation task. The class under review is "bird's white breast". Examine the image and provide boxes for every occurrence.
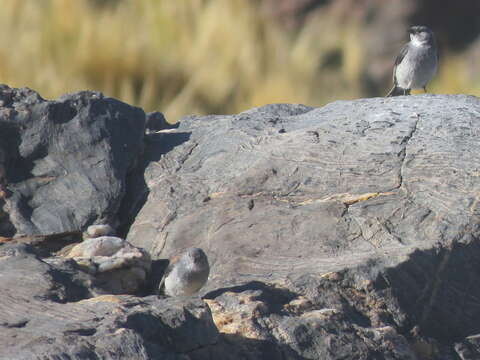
[395,43,437,90]
[164,264,207,296]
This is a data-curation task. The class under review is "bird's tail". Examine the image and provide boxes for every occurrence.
[386,86,410,97]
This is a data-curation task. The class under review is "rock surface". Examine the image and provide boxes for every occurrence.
[127,95,480,358]
[0,241,219,360]
[64,236,151,295]
[455,334,480,360]
[0,85,145,237]
[3,87,480,358]
[84,223,116,238]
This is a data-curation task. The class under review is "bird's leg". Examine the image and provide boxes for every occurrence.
[423,86,427,93]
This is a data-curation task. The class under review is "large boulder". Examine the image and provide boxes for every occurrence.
[3,88,480,358]
[0,85,145,237]
[127,95,480,358]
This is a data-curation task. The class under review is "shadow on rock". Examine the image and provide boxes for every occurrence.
[144,131,192,163]
[205,333,308,360]
[204,280,298,313]
[0,122,21,237]
[121,296,219,355]
[118,131,191,238]
[142,258,170,296]
[381,238,480,343]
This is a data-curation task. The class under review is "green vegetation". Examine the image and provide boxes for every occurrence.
[0,0,476,122]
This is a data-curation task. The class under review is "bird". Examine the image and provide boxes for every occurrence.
[386,25,438,97]
[158,247,210,296]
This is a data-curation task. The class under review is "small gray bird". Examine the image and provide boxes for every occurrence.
[387,25,438,97]
[159,247,210,296]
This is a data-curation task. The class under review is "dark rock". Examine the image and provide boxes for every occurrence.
[0,85,145,236]
[455,334,480,360]
[0,242,219,359]
[127,95,480,358]
[146,111,178,133]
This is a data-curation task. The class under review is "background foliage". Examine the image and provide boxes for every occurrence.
[0,0,478,122]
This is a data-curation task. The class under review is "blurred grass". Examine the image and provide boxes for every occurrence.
[0,0,476,122]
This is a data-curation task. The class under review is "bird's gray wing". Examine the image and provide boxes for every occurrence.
[392,44,409,85]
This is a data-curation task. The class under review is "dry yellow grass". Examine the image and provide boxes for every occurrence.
[0,0,476,122]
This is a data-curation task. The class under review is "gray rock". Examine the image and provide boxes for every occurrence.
[67,236,125,258]
[64,236,151,294]
[0,85,145,237]
[4,88,480,358]
[84,223,116,238]
[127,95,480,358]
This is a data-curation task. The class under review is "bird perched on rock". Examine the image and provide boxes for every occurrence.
[387,26,438,97]
[159,247,210,296]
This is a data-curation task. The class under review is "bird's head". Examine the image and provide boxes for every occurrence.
[186,247,208,267]
[409,26,435,46]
